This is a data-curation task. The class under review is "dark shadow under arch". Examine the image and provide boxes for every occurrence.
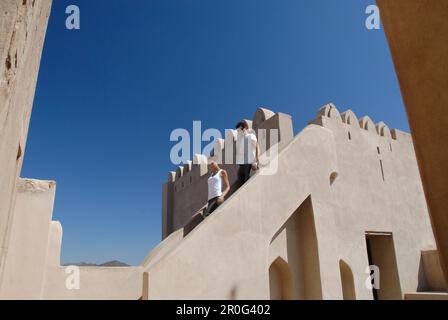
[269,257,293,300]
[269,196,323,299]
[339,259,356,300]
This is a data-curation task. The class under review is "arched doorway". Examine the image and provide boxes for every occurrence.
[269,257,293,300]
[339,259,356,300]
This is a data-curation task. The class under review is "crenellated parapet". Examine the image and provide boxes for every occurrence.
[376,121,392,139]
[317,103,342,120]
[311,102,409,142]
[163,103,415,238]
[253,108,276,129]
[340,109,358,126]
[165,107,293,184]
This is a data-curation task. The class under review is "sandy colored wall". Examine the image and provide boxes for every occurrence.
[377,0,448,285]
[41,221,144,300]
[0,0,52,291]
[0,179,56,299]
[143,105,435,300]
[42,266,144,300]
[314,105,435,299]
[0,178,144,300]
[0,177,143,300]
[144,123,338,299]
[421,249,447,292]
[45,221,63,269]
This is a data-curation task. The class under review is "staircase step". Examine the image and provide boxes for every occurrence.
[405,292,448,300]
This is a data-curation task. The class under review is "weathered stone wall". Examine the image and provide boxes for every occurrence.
[0,179,56,299]
[377,0,448,287]
[0,0,52,290]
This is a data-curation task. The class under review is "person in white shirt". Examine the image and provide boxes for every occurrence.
[235,120,260,185]
[203,161,230,218]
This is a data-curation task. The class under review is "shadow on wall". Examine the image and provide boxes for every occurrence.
[339,260,356,300]
[417,254,429,292]
[269,196,323,300]
[228,285,238,300]
[269,257,293,300]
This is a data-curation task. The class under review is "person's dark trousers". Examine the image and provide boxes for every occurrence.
[203,196,220,218]
[238,164,252,186]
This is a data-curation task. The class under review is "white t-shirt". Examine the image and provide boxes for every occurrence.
[236,131,257,165]
[208,170,223,200]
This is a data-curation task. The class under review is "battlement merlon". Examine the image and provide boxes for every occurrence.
[310,102,412,143]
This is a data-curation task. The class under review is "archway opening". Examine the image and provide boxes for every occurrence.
[269,196,322,299]
[269,257,293,300]
[339,259,356,300]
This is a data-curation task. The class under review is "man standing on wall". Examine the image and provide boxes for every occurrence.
[235,120,260,186]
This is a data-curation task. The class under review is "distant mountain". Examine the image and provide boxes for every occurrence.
[99,260,130,267]
[62,260,131,267]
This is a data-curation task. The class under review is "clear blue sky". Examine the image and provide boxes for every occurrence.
[22,0,407,265]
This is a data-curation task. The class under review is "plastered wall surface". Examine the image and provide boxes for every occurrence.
[0,0,53,291]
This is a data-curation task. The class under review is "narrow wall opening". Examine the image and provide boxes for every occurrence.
[269,257,293,300]
[269,196,322,299]
[379,160,385,181]
[365,232,402,300]
[16,143,22,161]
[339,259,356,300]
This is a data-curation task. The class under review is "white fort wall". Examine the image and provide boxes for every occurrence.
[142,104,436,300]
[42,266,143,300]
[0,179,56,299]
[0,0,441,299]
[310,104,435,298]
[0,0,143,300]
[0,178,143,300]
[0,0,53,293]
